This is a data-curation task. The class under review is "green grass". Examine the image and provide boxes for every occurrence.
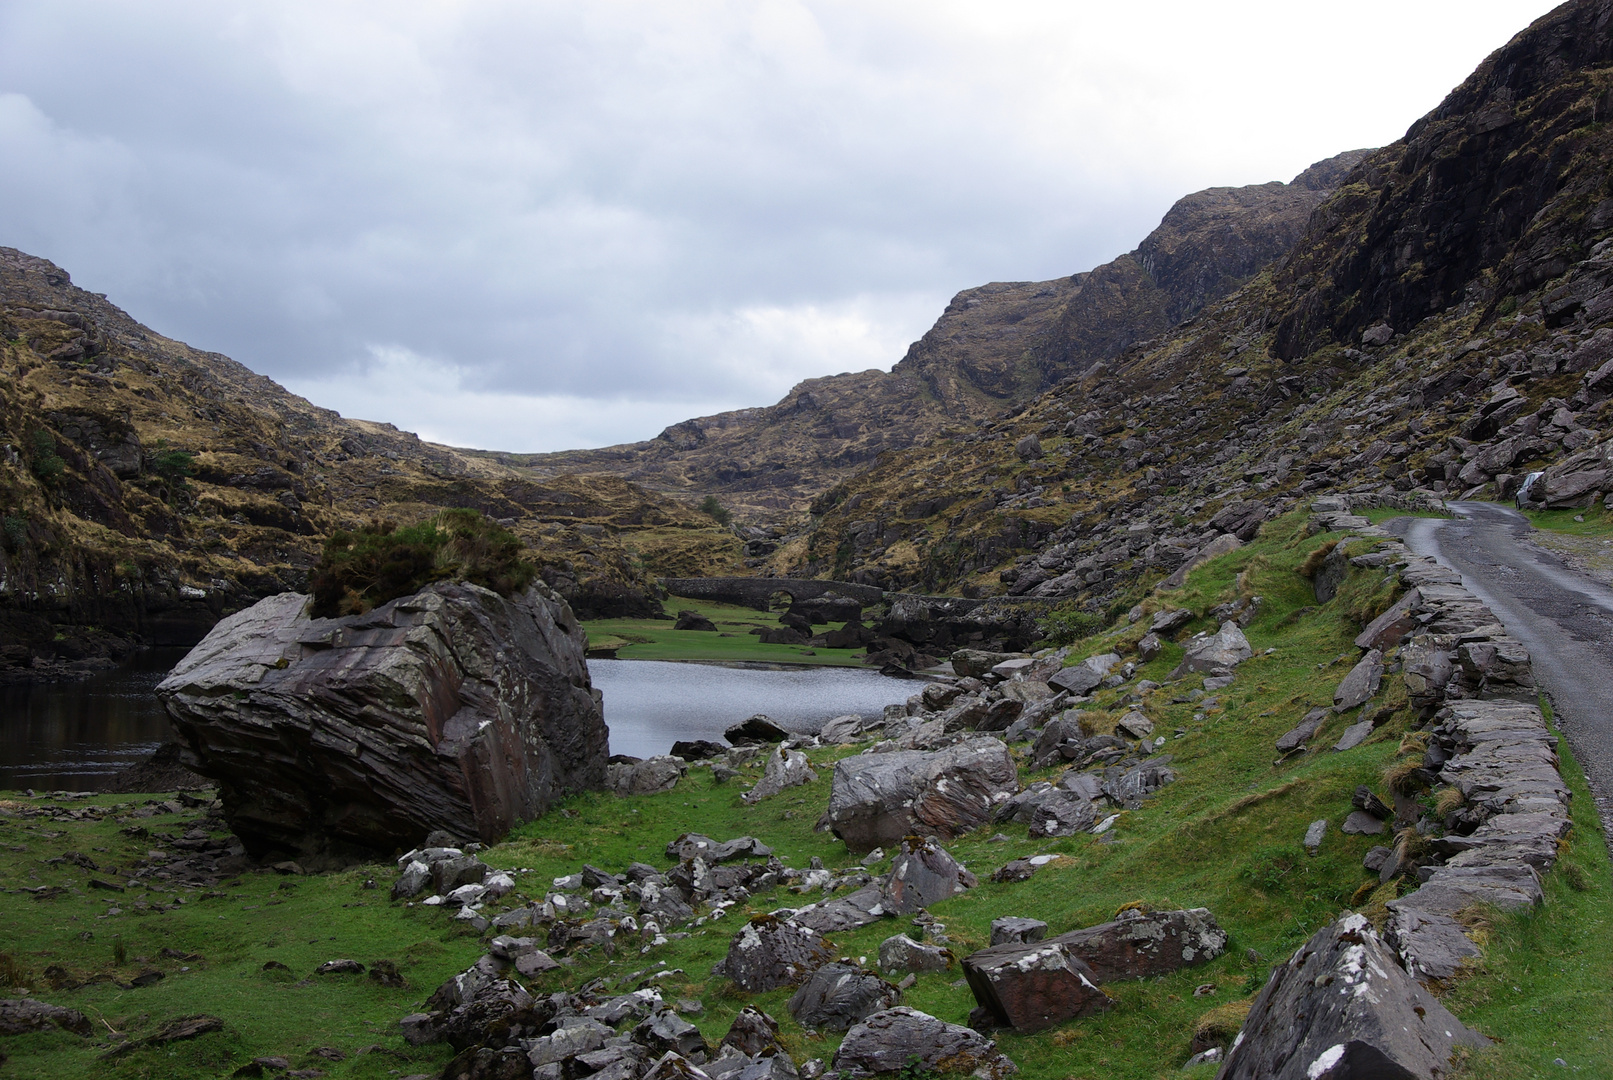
[1521,502,1613,537]
[583,596,871,667]
[3,510,1607,1078]
[1360,506,1451,525]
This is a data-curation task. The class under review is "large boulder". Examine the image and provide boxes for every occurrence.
[832,1007,1016,1079]
[1049,908,1225,981]
[1216,913,1487,1079]
[826,738,1019,853]
[157,583,608,858]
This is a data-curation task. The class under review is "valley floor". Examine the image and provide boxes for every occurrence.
[1,512,1609,1078]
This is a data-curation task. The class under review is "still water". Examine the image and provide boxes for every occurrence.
[0,653,914,791]
[0,648,189,792]
[590,659,913,759]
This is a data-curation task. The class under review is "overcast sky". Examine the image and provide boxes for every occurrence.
[0,1,1565,452]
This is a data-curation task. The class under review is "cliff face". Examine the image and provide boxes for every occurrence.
[488,153,1366,518]
[790,0,1613,606]
[0,251,739,677]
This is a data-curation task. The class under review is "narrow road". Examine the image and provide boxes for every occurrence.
[1390,502,1613,836]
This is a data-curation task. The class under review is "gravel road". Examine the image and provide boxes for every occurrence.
[1392,502,1613,837]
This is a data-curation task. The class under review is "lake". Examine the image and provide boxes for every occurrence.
[590,659,914,759]
[0,653,916,790]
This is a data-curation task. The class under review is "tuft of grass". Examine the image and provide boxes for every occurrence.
[1297,540,1338,579]
[1193,999,1252,1046]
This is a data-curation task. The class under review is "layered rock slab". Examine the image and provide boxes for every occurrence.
[158,582,608,857]
[826,738,1018,853]
[1216,914,1486,1080]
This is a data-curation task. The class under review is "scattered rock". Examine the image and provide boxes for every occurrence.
[720,1006,785,1058]
[826,738,1018,853]
[1049,653,1121,696]
[962,939,1113,1033]
[612,756,688,796]
[950,650,1026,679]
[634,1009,709,1058]
[1333,649,1384,711]
[832,1007,1016,1079]
[1170,622,1252,677]
[787,964,901,1032]
[1384,907,1483,985]
[819,715,867,743]
[715,915,836,992]
[1332,721,1374,752]
[742,747,818,804]
[670,740,727,761]
[0,998,92,1037]
[1216,914,1487,1079]
[883,836,969,913]
[1275,708,1329,754]
[725,716,792,746]
[989,917,1047,946]
[1049,908,1226,982]
[877,934,952,974]
[673,611,718,632]
[1341,811,1386,835]
[1303,819,1327,854]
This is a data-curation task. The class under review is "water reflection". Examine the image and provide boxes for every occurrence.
[0,649,186,791]
[590,659,913,759]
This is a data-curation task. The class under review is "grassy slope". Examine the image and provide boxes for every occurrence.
[583,597,871,668]
[2,512,1608,1078]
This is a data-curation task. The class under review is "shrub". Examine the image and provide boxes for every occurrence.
[308,508,537,618]
[699,495,732,527]
[28,429,64,484]
[1038,604,1107,646]
[2,514,26,553]
[151,448,196,480]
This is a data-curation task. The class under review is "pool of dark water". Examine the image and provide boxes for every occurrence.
[0,648,189,792]
[0,654,915,790]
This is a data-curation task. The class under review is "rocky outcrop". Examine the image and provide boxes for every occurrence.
[825,738,1018,853]
[1215,914,1486,1079]
[158,581,608,858]
[513,157,1366,520]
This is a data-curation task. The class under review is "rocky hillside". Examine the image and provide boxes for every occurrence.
[0,251,742,677]
[484,153,1365,518]
[786,0,1613,608]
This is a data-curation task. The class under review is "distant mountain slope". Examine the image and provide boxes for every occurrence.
[0,250,737,676]
[788,0,1613,611]
[475,151,1367,518]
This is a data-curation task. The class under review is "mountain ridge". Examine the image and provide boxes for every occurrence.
[467,151,1368,520]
